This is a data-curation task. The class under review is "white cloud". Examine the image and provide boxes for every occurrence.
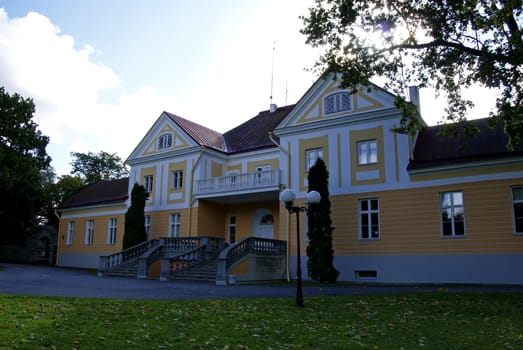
[0,9,178,176]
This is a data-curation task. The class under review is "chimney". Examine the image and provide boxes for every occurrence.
[408,86,420,110]
[270,103,277,113]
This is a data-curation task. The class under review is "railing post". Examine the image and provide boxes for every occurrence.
[160,257,170,282]
[215,255,228,286]
[137,256,148,279]
[98,255,108,277]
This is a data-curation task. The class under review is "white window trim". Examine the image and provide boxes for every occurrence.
[440,191,465,237]
[85,220,94,245]
[306,148,323,171]
[357,139,378,165]
[228,215,236,243]
[171,170,183,189]
[66,221,75,245]
[324,92,352,115]
[358,198,380,240]
[144,215,151,240]
[144,175,153,193]
[107,218,117,245]
[513,186,523,235]
[169,213,180,238]
[158,132,173,150]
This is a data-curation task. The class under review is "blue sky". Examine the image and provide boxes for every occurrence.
[0,1,498,177]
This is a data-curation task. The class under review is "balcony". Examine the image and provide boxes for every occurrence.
[195,170,281,198]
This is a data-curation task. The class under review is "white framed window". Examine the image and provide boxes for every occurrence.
[228,216,236,244]
[158,133,173,150]
[511,186,523,234]
[66,221,75,245]
[306,148,323,170]
[169,213,180,238]
[85,220,94,245]
[228,170,240,187]
[324,92,351,115]
[144,175,153,193]
[357,140,378,165]
[359,199,380,239]
[107,218,117,245]
[144,215,151,240]
[440,191,465,237]
[171,170,183,189]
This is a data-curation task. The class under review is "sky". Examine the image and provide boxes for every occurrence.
[0,1,499,177]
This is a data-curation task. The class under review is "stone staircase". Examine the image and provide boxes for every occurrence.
[169,259,218,283]
[104,260,139,278]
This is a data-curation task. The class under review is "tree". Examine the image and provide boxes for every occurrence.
[43,174,86,228]
[301,0,523,149]
[0,87,51,244]
[71,151,128,185]
[306,158,339,282]
[122,183,148,250]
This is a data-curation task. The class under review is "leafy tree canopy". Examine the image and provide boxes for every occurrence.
[70,151,128,185]
[301,0,523,149]
[0,87,51,244]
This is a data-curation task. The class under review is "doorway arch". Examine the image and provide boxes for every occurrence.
[251,208,274,239]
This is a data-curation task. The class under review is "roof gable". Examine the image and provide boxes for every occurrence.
[164,112,227,152]
[277,75,396,130]
[126,112,201,162]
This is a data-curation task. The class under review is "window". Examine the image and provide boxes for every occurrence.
[169,213,180,238]
[358,140,378,165]
[171,170,183,189]
[144,215,151,240]
[512,186,523,234]
[144,175,153,193]
[158,133,173,150]
[228,216,236,244]
[440,191,465,237]
[306,148,323,170]
[359,199,380,239]
[85,220,94,245]
[324,92,352,114]
[66,221,75,245]
[107,218,117,245]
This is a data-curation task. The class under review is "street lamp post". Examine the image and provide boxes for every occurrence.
[280,188,321,307]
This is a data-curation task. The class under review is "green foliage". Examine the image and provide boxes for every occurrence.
[43,174,86,228]
[307,158,339,282]
[70,150,128,185]
[0,293,522,349]
[0,87,51,244]
[301,0,523,149]
[123,183,148,250]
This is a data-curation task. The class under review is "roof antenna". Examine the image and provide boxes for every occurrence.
[285,80,288,105]
[270,41,277,113]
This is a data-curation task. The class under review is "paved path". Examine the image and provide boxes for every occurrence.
[1,264,521,300]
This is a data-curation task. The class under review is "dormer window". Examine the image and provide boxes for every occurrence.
[324,92,352,115]
[158,133,173,150]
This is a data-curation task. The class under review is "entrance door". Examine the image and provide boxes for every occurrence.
[252,209,274,239]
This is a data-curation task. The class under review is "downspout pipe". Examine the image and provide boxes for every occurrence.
[187,146,205,237]
[268,131,291,281]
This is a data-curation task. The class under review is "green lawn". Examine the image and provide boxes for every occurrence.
[0,292,522,349]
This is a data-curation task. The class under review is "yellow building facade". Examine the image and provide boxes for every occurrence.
[57,76,523,284]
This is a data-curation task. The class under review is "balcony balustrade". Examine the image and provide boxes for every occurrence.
[195,169,280,196]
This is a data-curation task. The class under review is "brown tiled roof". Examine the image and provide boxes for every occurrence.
[164,112,227,152]
[224,105,295,153]
[59,178,129,210]
[165,105,294,154]
[408,118,523,171]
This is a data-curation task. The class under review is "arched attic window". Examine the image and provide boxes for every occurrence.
[158,132,173,150]
[324,92,352,115]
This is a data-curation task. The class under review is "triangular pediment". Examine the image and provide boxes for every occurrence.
[278,76,396,129]
[126,112,196,163]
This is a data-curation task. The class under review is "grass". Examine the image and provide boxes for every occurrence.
[0,293,522,349]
